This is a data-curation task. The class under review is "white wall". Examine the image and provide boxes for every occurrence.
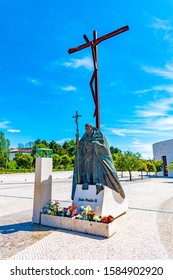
[153,139,173,177]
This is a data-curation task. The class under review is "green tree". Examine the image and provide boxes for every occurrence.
[62,139,76,157]
[113,152,126,178]
[114,152,126,171]
[123,151,142,181]
[60,154,72,170]
[0,150,6,167]
[14,154,33,169]
[114,151,142,181]
[49,140,66,155]
[146,160,156,176]
[31,140,49,156]
[7,160,17,170]
[110,146,121,156]
[166,161,173,172]
[137,160,148,179]
[153,160,163,176]
[0,132,10,167]
[52,154,62,170]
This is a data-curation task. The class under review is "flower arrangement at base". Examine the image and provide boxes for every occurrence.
[40,201,115,224]
[75,205,115,223]
[40,201,77,218]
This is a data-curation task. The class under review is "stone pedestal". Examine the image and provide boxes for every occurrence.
[32,158,52,223]
[73,184,128,217]
[39,183,127,238]
[41,214,117,238]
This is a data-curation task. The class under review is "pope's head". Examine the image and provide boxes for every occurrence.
[85,123,93,135]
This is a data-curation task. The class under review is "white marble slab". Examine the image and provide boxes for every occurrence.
[73,184,128,217]
[41,214,119,238]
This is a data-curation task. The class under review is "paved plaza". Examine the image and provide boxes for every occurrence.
[0,172,173,260]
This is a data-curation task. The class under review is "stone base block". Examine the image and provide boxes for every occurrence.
[73,184,128,217]
[40,213,122,238]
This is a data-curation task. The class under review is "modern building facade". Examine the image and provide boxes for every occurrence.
[153,139,173,177]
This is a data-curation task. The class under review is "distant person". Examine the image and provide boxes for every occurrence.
[71,123,125,200]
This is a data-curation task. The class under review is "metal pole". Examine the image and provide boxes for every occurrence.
[93,30,100,130]
[72,111,81,183]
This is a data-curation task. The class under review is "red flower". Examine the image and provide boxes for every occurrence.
[67,205,78,217]
[107,215,115,221]
[102,216,109,223]
[89,211,95,217]
[102,215,115,223]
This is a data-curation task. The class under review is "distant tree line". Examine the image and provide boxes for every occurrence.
[112,149,163,181]
[0,132,76,172]
[0,131,165,179]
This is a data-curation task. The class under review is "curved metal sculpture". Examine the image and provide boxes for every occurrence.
[68,25,129,129]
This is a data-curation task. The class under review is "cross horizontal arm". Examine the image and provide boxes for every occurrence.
[68,41,91,54]
[95,25,129,46]
[68,25,129,54]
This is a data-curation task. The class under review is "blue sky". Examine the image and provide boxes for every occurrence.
[1,0,173,158]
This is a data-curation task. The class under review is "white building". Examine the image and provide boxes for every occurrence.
[10,148,32,160]
[153,139,173,177]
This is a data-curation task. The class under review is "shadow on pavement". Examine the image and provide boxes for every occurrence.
[0,222,52,235]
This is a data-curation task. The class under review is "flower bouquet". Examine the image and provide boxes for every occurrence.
[41,201,115,224]
[40,201,77,218]
[40,201,117,237]
[75,205,115,223]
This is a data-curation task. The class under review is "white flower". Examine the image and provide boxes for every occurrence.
[75,214,82,219]
[93,215,102,222]
[85,205,92,212]
[66,210,71,216]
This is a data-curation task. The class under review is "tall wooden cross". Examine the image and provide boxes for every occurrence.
[68,25,129,129]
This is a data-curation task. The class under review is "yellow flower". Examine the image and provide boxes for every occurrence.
[50,211,55,215]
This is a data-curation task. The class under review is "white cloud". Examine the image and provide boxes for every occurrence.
[27,78,42,86]
[0,121,10,129]
[149,16,173,46]
[134,88,153,95]
[110,82,116,87]
[111,129,125,137]
[109,91,173,141]
[63,56,93,71]
[142,64,173,79]
[61,85,77,91]
[134,84,173,96]
[136,97,173,118]
[153,85,173,93]
[134,85,173,94]
[150,17,173,31]
[108,129,154,158]
[7,129,21,133]
[149,117,173,131]
[111,128,153,137]
[137,110,166,117]
[130,140,153,159]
